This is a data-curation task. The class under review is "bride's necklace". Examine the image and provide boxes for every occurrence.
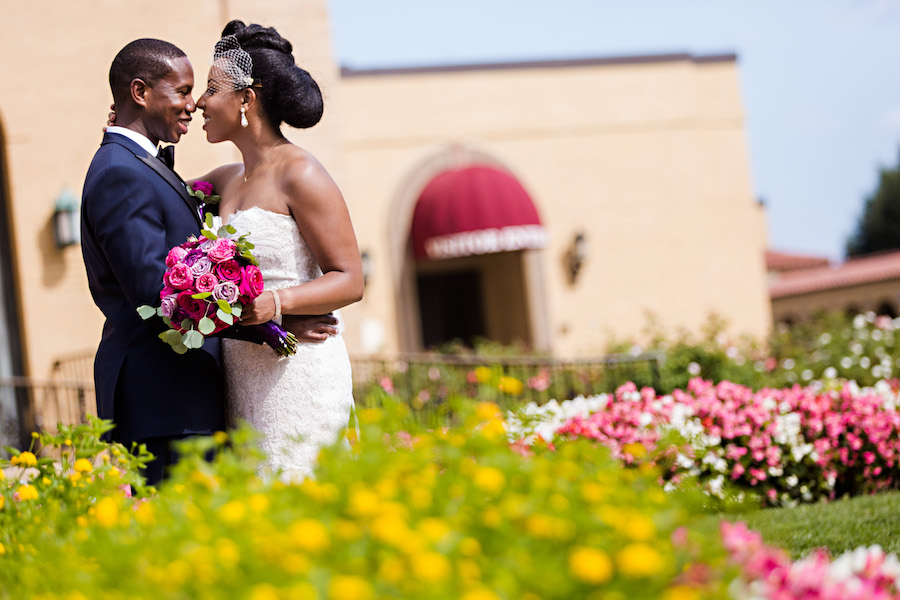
[242,138,287,183]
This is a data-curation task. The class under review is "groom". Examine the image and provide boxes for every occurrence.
[81,39,336,486]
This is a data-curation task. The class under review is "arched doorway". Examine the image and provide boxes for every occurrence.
[409,164,548,350]
[0,112,27,449]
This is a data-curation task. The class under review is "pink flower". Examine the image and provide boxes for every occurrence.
[212,281,240,305]
[207,238,237,263]
[191,180,214,196]
[159,293,179,318]
[195,272,218,294]
[238,264,264,301]
[165,245,188,268]
[176,290,206,321]
[165,263,193,290]
[215,259,242,282]
[190,256,213,278]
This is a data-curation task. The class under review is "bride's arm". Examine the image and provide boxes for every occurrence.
[239,154,364,326]
[185,163,242,191]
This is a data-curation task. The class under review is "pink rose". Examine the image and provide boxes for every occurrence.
[159,285,175,299]
[212,281,240,305]
[215,259,242,282]
[195,272,218,294]
[165,246,188,268]
[207,238,237,263]
[192,181,214,196]
[190,256,213,277]
[238,264,265,302]
[176,290,206,321]
[165,263,193,291]
[159,293,179,318]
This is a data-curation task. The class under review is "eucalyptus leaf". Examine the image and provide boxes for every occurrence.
[216,299,232,313]
[136,305,156,320]
[217,226,229,238]
[173,343,188,355]
[226,225,236,234]
[205,213,214,229]
[195,190,206,201]
[198,317,216,335]
[162,329,183,345]
[201,230,217,241]
[191,292,212,300]
[217,309,234,325]
[232,304,243,317]
[183,330,204,349]
[181,319,194,330]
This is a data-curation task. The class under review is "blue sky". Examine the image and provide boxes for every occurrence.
[330,0,900,261]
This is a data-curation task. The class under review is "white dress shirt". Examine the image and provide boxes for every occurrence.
[106,126,158,157]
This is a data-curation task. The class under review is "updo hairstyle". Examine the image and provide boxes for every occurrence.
[222,19,323,130]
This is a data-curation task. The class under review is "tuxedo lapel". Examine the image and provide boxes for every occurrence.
[101,132,201,226]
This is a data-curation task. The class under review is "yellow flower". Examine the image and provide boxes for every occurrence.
[334,519,362,541]
[378,556,406,583]
[581,482,605,503]
[64,439,72,446]
[249,583,280,600]
[663,586,701,600]
[0,496,5,511]
[419,517,451,544]
[248,493,270,513]
[0,544,5,555]
[285,582,318,600]
[475,401,501,421]
[0,468,4,480]
[569,546,613,584]
[498,376,524,395]
[280,552,310,576]
[76,516,88,527]
[526,514,576,540]
[617,543,665,577]
[134,501,156,526]
[289,518,330,553]
[622,442,648,460]
[473,467,505,495]
[459,537,481,557]
[622,514,656,541]
[358,407,383,425]
[411,551,451,582]
[212,431,229,445]
[16,451,37,468]
[74,458,93,473]
[474,366,494,384]
[372,513,409,546]
[16,485,38,501]
[348,486,381,517]
[461,590,499,600]
[481,507,502,528]
[41,477,51,486]
[458,559,481,581]
[328,575,373,600]
[94,497,119,527]
[216,539,241,569]
[218,500,246,524]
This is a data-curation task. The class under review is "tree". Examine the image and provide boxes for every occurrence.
[846,152,900,257]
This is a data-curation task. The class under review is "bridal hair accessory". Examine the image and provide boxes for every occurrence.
[212,35,258,91]
[240,105,249,128]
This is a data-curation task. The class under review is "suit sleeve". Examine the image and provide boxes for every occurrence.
[85,163,172,310]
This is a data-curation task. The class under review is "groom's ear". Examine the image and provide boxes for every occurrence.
[130,78,150,108]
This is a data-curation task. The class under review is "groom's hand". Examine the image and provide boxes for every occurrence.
[283,314,339,343]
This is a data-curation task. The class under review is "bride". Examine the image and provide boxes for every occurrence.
[192,20,363,480]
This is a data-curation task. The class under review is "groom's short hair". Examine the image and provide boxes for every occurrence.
[109,39,187,104]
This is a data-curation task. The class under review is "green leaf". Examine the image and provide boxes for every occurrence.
[173,343,188,355]
[205,213,214,229]
[198,317,216,335]
[162,316,173,327]
[183,330,204,349]
[191,292,212,300]
[217,309,234,325]
[195,190,206,201]
[232,304,243,318]
[216,300,232,314]
[217,226,230,238]
[225,225,236,234]
[136,305,156,320]
[181,319,194,330]
[161,329,182,346]
[201,230,217,240]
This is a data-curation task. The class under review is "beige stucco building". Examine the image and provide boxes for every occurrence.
[0,0,771,441]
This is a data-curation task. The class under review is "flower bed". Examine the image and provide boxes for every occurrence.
[510,379,900,506]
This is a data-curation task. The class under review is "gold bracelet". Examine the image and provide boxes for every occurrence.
[271,289,282,321]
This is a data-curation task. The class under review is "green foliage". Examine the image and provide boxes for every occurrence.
[0,405,738,599]
[847,150,900,256]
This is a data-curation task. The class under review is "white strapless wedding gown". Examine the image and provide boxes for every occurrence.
[223,206,354,481]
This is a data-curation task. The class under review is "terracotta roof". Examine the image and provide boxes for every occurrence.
[340,53,737,78]
[770,250,900,298]
[766,250,831,272]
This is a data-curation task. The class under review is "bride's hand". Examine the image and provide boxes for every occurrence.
[103,104,116,132]
[239,291,276,326]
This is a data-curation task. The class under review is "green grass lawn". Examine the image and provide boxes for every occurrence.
[701,491,900,559]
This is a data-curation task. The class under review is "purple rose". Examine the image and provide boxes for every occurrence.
[190,256,213,278]
[165,263,193,290]
[192,181,214,196]
[165,246,188,268]
[214,259,242,282]
[199,237,215,253]
[181,249,203,268]
[207,238,237,263]
[195,272,218,294]
[159,293,179,318]
[212,281,240,305]
[176,290,206,321]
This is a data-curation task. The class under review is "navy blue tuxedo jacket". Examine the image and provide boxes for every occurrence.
[81,132,224,444]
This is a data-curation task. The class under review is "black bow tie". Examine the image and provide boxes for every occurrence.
[157,145,175,170]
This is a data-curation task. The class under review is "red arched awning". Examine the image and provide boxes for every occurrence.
[411,165,547,260]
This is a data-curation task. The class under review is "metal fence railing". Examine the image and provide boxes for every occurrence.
[0,376,96,452]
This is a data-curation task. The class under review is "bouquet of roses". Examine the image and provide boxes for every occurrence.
[137,208,297,356]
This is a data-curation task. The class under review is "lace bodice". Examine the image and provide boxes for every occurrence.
[222,206,353,482]
[227,206,322,291]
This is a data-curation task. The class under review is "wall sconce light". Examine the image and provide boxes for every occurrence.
[566,232,588,284]
[53,188,81,249]
[361,250,372,287]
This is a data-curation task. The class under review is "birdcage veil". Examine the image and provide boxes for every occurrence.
[211,35,256,90]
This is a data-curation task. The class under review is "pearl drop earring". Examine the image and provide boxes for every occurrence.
[240,106,249,128]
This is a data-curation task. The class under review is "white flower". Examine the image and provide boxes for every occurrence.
[243,75,254,86]
[853,314,867,329]
[819,333,832,345]
[860,356,871,369]
[782,358,796,370]
[687,362,701,376]
[841,356,853,369]
[824,366,837,379]
[801,369,813,381]
[785,474,799,487]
